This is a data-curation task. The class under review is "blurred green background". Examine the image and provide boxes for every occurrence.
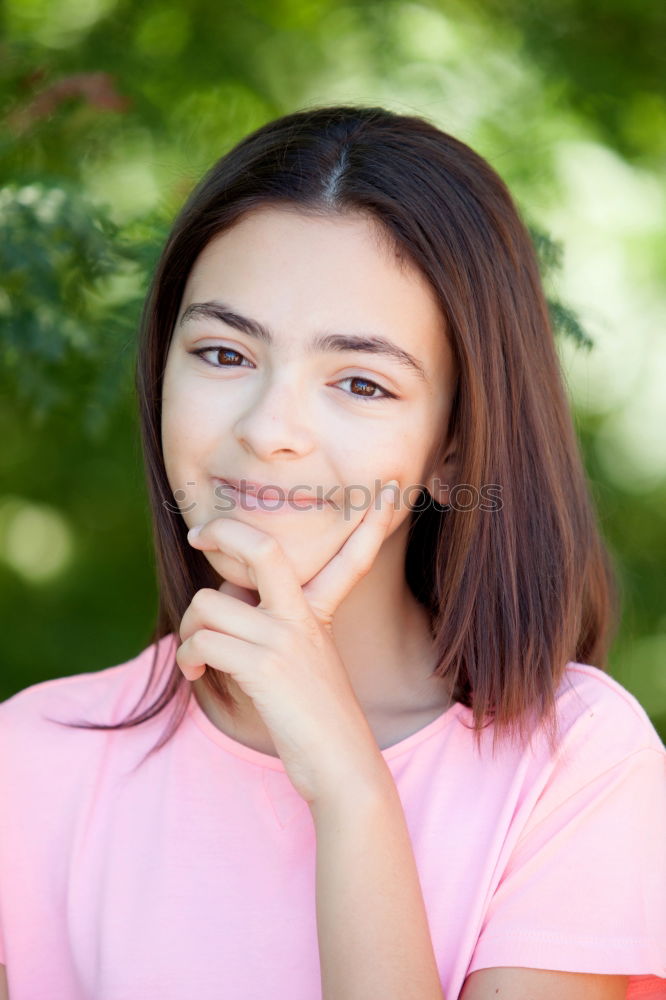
[1,0,665,740]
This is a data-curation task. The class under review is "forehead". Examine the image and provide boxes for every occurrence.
[183,208,435,317]
[188,205,403,276]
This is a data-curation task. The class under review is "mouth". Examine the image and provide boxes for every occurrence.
[212,477,329,512]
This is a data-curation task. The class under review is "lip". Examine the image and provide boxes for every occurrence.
[213,477,329,512]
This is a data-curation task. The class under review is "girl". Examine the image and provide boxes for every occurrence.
[1,105,664,1000]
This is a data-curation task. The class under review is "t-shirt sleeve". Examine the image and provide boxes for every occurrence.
[467,727,666,987]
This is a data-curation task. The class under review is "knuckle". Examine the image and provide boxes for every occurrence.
[189,629,208,656]
[191,587,215,611]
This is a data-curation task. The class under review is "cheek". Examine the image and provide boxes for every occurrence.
[160,403,188,486]
[161,382,219,466]
[342,425,424,492]
[160,386,217,508]
[400,411,443,476]
[369,423,439,514]
[160,365,183,451]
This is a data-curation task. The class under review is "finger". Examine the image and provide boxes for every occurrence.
[187,518,310,622]
[302,480,398,622]
[179,587,277,647]
[176,627,257,682]
[218,579,261,607]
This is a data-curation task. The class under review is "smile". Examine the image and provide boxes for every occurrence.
[213,478,329,513]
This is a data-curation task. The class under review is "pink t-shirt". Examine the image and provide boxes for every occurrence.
[0,633,664,999]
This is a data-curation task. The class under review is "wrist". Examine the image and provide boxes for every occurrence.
[308,752,396,825]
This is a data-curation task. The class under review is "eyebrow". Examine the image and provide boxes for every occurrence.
[178,299,429,383]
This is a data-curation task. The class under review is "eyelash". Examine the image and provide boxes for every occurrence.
[189,346,397,402]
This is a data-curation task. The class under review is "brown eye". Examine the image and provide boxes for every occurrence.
[215,348,243,366]
[337,376,394,402]
[191,347,250,368]
[350,377,380,397]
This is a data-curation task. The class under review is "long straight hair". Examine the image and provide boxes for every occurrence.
[53,104,617,764]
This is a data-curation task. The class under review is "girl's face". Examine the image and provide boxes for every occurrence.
[161,206,457,590]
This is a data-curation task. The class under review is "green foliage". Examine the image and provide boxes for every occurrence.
[528,225,593,349]
[471,0,666,168]
[0,179,166,437]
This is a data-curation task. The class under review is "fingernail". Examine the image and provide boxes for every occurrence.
[187,524,202,542]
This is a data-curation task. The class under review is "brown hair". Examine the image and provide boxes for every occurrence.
[52,104,617,765]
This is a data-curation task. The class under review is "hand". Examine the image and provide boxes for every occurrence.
[176,481,399,808]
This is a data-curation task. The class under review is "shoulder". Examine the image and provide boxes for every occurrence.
[0,633,178,751]
[551,660,664,764]
[459,665,666,994]
[479,662,666,846]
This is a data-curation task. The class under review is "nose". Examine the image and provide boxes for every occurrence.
[232,374,316,459]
